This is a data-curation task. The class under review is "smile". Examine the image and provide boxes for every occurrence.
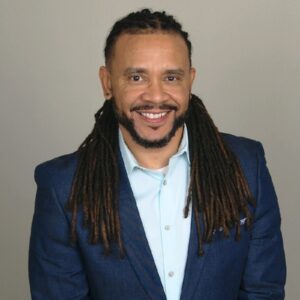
[140,112,168,119]
[135,110,171,125]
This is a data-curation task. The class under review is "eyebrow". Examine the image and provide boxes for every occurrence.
[123,67,185,76]
[164,69,185,76]
[123,68,147,76]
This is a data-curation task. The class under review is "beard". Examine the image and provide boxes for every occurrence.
[111,98,188,149]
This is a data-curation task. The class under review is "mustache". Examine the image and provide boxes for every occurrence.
[130,103,178,112]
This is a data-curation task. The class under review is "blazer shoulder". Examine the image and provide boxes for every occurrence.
[221,133,268,196]
[221,132,264,161]
[34,151,79,188]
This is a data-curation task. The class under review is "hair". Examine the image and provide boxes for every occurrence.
[67,9,255,257]
[104,8,192,66]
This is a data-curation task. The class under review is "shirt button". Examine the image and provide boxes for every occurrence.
[164,225,170,231]
[163,179,167,185]
[168,271,174,277]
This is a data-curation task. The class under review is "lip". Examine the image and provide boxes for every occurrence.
[135,110,171,124]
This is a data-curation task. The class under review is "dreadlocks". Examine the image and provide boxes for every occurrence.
[68,9,255,257]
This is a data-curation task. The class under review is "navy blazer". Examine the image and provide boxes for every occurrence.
[29,133,286,299]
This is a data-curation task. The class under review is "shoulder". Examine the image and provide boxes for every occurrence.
[221,133,267,198]
[34,151,79,188]
[221,132,263,154]
[221,132,265,164]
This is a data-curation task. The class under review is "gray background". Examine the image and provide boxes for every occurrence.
[1,0,299,299]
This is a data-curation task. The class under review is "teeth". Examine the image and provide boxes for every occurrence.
[141,112,167,119]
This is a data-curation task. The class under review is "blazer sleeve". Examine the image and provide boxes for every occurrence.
[29,164,90,300]
[238,142,286,300]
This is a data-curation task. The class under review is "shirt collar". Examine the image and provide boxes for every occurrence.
[119,124,190,176]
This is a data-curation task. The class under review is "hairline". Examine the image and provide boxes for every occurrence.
[105,29,192,68]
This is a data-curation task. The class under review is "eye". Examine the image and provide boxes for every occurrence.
[166,76,177,81]
[130,74,142,82]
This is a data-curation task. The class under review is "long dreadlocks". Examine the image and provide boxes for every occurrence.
[68,9,255,256]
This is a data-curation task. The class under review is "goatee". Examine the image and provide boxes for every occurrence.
[111,99,189,149]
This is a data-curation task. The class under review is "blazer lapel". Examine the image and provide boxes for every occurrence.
[118,156,167,300]
[180,211,211,299]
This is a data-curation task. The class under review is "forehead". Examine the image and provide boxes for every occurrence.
[109,32,190,69]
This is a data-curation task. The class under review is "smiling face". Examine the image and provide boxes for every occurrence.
[100,32,195,150]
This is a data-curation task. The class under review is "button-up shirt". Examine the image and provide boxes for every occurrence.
[119,125,191,300]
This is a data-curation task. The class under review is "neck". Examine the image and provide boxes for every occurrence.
[120,126,184,169]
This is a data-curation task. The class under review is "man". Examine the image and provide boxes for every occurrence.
[29,9,286,300]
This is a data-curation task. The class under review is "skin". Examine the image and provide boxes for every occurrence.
[99,32,196,169]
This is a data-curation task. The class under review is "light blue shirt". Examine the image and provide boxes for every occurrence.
[119,125,191,300]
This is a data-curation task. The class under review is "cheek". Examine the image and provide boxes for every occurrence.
[114,89,144,109]
[112,91,140,113]
[113,81,191,110]
[168,87,190,106]
[113,78,143,95]
[166,81,191,95]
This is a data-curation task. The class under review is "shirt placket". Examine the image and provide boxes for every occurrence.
[159,165,179,299]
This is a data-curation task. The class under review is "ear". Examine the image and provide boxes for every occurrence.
[99,66,112,99]
[189,67,196,86]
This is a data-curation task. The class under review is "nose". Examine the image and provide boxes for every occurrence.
[142,79,168,103]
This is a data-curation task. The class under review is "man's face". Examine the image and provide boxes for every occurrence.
[100,32,195,149]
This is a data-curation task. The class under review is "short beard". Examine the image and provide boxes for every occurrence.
[111,99,188,149]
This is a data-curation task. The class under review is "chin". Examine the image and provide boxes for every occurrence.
[132,128,179,149]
